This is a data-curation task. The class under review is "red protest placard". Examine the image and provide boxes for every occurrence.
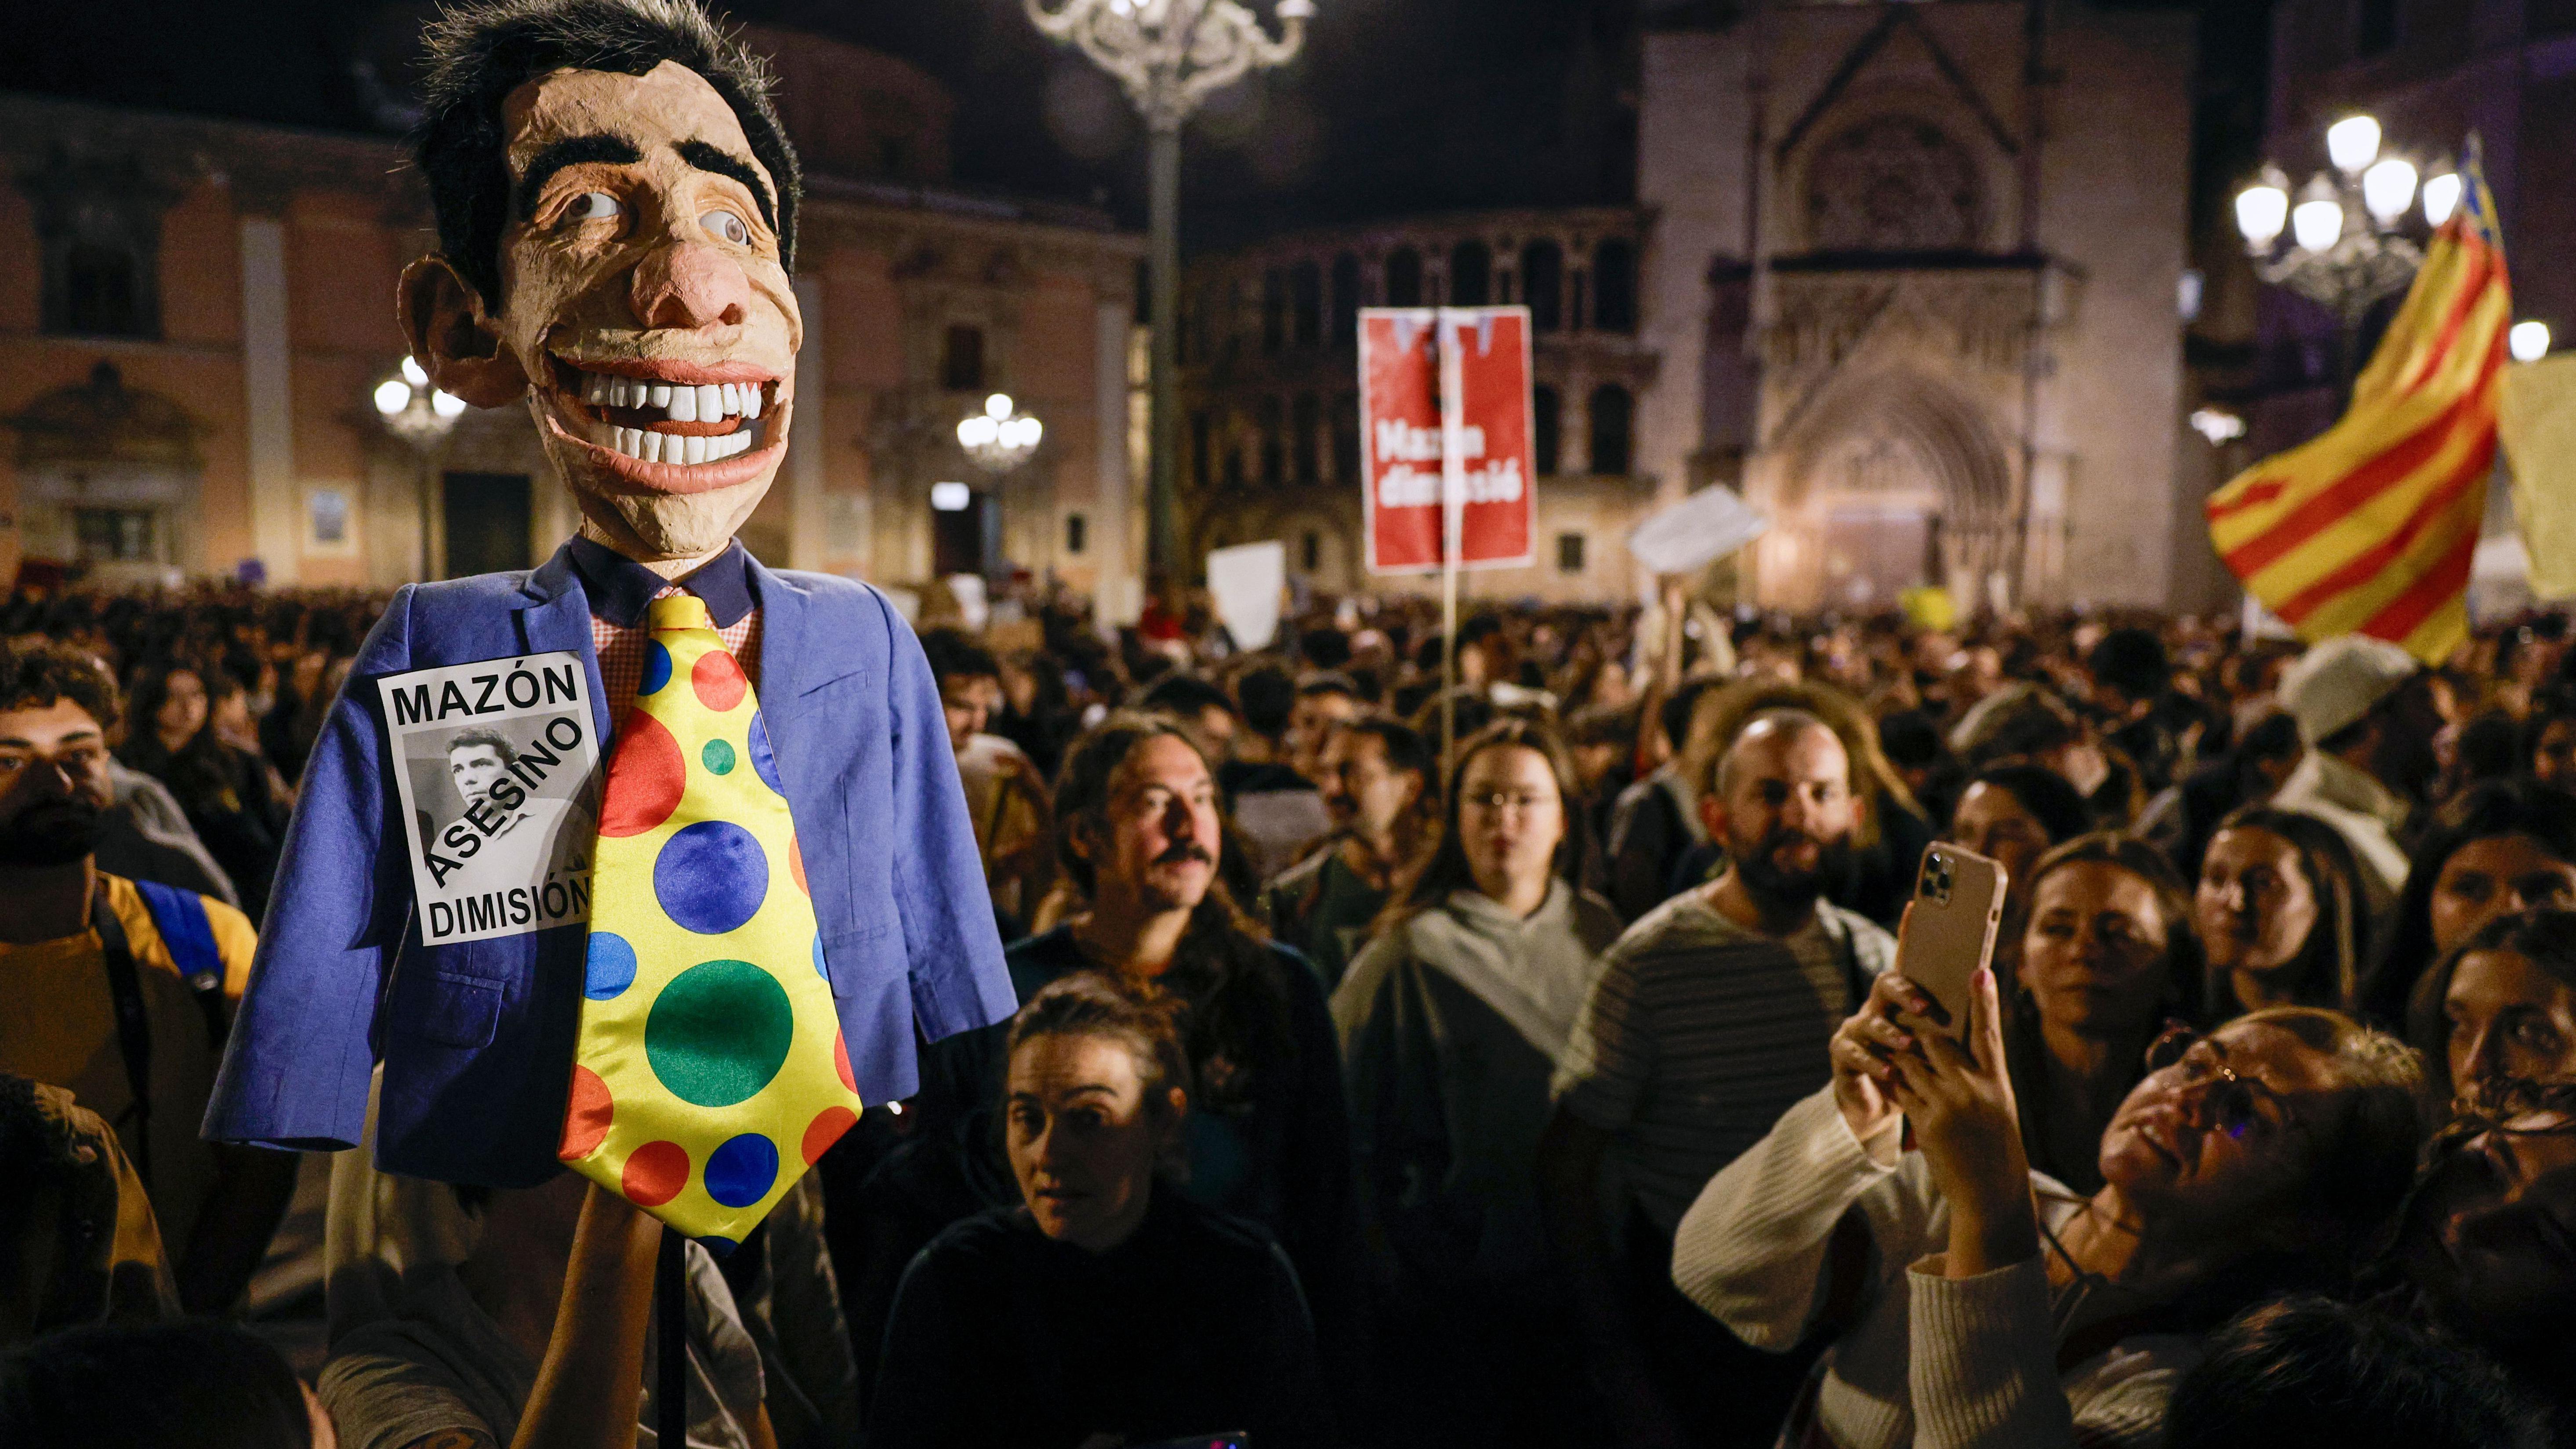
[1359,307,1535,574]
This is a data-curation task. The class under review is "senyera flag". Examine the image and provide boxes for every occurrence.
[2206,138,2511,665]
[1359,307,1535,574]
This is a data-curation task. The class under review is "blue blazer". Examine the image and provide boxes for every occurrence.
[203,544,1017,1185]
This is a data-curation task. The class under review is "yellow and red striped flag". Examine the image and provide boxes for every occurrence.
[2207,140,2510,664]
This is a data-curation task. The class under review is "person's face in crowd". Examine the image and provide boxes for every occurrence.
[1947,782,2054,895]
[210,682,254,741]
[2022,861,2174,1037]
[2401,1100,2576,1345]
[1006,1030,1181,1254]
[937,672,997,757]
[2533,719,2576,788]
[2369,677,2453,803]
[400,61,801,562]
[1192,705,1238,762]
[1318,728,1419,847]
[2096,1019,2342,1236]
[2431,835,2576,956]
[1458,743,1565,906]
[2445,948,2576,1099]
[1288,689,1361,783]
[1705,720,1857,912]
[156,669,207,745]
[1084,733,1220,914]
[0,699,113,869]
[2196,826,2319,978]
[448,744,509,809]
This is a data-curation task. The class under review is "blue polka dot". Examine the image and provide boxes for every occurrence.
[654,821,768,934]
[812,933,828,980]
[748,710,782,793]
[584,931,638,1000]
[641,642,672,697]
[694,1234,741,1258]
[704,1133,779,1209]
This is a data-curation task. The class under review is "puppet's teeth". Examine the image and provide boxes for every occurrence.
[696,385,722,421]
[621,427,644,458]
[647,383,672,408]
[720,383,740,416]
[742,385,762,420]
[645,431,667,464]
[688,433,713,465]
[668,385,697,423]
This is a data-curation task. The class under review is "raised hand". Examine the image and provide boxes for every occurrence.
[1883,967,2039,1277]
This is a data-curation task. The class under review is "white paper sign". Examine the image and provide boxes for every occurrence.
[1628,486,1771,576]
[380,652,602,945]
[1207,541,1287,651]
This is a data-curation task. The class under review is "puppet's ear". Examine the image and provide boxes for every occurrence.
[397,255,528,408]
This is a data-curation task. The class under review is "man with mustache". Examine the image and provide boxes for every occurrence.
[0,641,292,1314]
[1537,708,1894,1449]
[204,0,1013,1204]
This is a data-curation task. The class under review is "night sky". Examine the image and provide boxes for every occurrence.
[0,0,2268,252]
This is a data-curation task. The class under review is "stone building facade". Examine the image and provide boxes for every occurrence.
[1636,0,2198,613]
[0,27,1144,613]
[1178,208,1662,603]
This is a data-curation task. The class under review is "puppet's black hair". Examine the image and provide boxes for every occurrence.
[413,0,801,305]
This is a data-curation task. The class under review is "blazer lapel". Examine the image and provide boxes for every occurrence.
[517,542,613,746]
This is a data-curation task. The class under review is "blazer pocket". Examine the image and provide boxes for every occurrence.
[818,919,895,1000]
[390,971,504,1048]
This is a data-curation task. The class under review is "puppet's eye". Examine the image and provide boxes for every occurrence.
[701,209,750,246]
[566,191,622,223]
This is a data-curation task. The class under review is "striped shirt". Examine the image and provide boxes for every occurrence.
[1553,890,1894,1234]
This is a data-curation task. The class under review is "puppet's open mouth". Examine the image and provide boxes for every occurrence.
[544,356,781,467]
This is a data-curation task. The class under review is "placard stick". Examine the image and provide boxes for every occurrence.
[1438,311,1468,776]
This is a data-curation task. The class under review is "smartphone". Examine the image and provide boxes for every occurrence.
[1892,844,2007,1040]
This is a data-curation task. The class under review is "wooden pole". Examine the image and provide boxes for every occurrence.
[1438,311,1465,776]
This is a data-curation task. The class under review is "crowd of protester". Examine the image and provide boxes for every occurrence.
[7,570,2576,1446]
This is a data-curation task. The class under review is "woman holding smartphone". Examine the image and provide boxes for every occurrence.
[1672,960,2425,1448]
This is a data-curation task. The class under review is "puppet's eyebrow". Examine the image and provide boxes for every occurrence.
[674,139,777,235]
[514,133,645,221]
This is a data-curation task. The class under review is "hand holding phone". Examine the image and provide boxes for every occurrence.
[1890,845,2007,1042]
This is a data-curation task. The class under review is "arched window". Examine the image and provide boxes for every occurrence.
[1521,240,1564,331]
[1385,247,1423,308]
[1331,392,1360,483]
[1331,252,1361,348]
[1592,239,1637,333]
[941,325,986,392]
[1292,392,1320,485]
[1261,267,1287,355]
[1291,260,1323,349]
[1449,240,1492,307]
[1589,384,1633,475]
[1532,385,1562,476]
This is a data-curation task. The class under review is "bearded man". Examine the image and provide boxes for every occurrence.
[1535,708,1895,1449]
[206,0,1014,1195]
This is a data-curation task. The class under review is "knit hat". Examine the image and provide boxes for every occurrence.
[2277,635,2419,746]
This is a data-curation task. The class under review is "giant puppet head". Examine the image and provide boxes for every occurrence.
[400,0,802,563]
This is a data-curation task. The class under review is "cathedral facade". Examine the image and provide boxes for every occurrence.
[1636,0,2199,612]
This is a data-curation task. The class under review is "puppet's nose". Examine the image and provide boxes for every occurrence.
[630,241,749,330]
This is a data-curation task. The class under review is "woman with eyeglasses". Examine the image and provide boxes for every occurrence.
[1332,718,1619,1443]
[1674,964,2426,1448]
[2393,1057,2576,1439]
[2003,834,2207,1194]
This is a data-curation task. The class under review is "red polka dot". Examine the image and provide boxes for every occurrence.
[790,835,808,896]
[622,1140,690,1207]
[599,713,686,838]
[558,1065,613,1160]
[833,1030,856,1093]
[692,649,747,712]
[802,1105,859,1165]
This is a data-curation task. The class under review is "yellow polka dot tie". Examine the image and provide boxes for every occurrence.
[562,592,860,1248]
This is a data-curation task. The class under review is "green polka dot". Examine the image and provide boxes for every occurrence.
[645,960,792,1108]
[701,738,737,775]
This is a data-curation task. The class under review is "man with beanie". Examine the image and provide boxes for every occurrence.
[2271,634,2447,914]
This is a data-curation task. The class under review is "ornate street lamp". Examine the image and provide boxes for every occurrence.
[1025,0,1313,585]
[374,355,465,579]
[957,392,1045,473]
[2235,114,2453,396]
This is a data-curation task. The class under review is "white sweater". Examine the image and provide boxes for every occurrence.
[1670,1086,2200,1449]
